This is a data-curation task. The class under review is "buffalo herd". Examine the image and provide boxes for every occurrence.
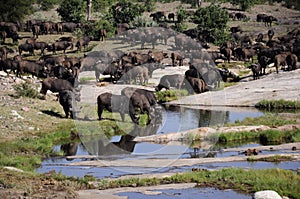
[0,6,299,124]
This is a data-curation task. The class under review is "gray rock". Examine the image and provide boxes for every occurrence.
[253,190,282,199]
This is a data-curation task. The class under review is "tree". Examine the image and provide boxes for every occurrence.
[87,0,92,20]
[57,0,86,22]
[192,4,229,44]
[230,0,254,11]
[0,0,33,22]
[109,0,144,25]
[36,0,62,11]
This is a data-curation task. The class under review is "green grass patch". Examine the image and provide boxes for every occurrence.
[255,99,300,110]
[212,129,299,145]
[0,127,71,171]
[247,155,293,163]
[79,76,95,83]
[227,112,297,127]
[223,81,238,88]
[155,89,188,103]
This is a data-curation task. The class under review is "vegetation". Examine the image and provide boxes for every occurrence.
[0,122,73,171]
[228,112,298,127]
[0,0,33,22]
[56,0,86,22]
[255,99,300,110]
[230,0,255,11]
[155,89,189,103]
[247,155,293,162]
[13,82,39,99]
[36,0,62,11]
[192,4,230,45]
[215,129,300,145]
[108,0,145,25]
[98,168,300,198]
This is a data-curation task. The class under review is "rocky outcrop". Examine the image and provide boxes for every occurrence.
[253,190,282,199]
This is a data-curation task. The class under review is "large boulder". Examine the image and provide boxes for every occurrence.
[253,190,282,199]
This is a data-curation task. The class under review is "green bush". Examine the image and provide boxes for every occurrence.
[13,82,39,99]
[109,0,144,25]
[57,0,86,22]
[192,4,229,44]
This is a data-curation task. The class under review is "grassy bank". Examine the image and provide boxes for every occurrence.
[215,129,300,145]
[97,168,300,199]
[255,99,300,110]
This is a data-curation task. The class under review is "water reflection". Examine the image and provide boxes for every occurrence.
[66,106,264,158]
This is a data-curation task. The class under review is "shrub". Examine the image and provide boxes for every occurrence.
[57,0,86,22]
[13,82,39,99]
[192,4,229,44]
[155,89,188,103]
[109,0,144,25]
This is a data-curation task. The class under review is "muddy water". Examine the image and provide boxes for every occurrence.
[36,106,299,179]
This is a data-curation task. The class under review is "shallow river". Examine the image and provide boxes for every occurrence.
[36,106,300,198]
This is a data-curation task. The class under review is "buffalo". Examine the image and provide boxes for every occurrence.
[58,90,80,119]
[265,16,277,27]
[97,92,127,122]
[128,92,152,125]
[14,56,47,78]
[76,36,92,52]
[49,41,72,54]
[18,43,34,56]
[184,76,208,94]
[171,52,184,66]
[286,53,298,71]
[249,64,261,80]
[155,74,185,91]
[40,77,75,95]
[122,65,149,85]
[121,87,157,107]
[0,58,18,75]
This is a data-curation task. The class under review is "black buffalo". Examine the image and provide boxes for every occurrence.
[40,77,74,95]
[97,92,127,122]
[58,90,80,119]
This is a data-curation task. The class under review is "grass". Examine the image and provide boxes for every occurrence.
[155,89,189,103]
[0,121,74,171]
[79,76,95,83]
[227,112,298,127]
[13,82,40,99]
[255,99,300,110]
[247,155,293,163]
[97,168,300,199]
[213,129,299,145]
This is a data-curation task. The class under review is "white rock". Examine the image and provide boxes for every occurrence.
[253,190,282,199]
[4,166,24,173]
[11,110,24,119]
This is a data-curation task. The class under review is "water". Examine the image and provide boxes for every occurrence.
[117,187,252,199]
[35,106,299,179]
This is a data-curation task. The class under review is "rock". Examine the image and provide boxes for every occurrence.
[3,166,24,173]
[253,190,282,199]
[11,110,24,119]
[21,107,30,112]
